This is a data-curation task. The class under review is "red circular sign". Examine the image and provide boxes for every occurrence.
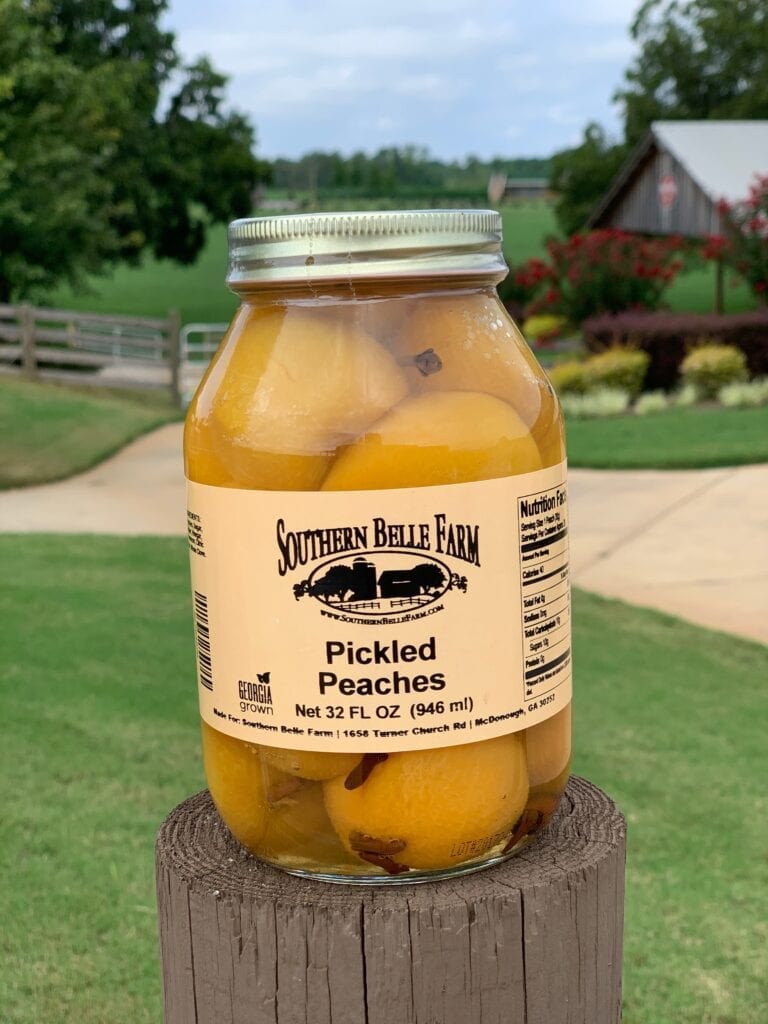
[658,174,677,209]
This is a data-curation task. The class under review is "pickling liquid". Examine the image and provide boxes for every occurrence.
[186,284,572,881]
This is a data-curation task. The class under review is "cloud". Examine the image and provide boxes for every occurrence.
[232,63,365,112]
[582,36,636,62]
[393,74,466,101]
[496,52,541,72]
[558,0,637,26]
[178,19,513,76]
[543,103,584,127]
[502,124,524,140]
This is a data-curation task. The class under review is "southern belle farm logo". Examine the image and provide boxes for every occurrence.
[277,514,477,623]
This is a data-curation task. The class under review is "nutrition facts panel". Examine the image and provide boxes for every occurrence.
[517,481,571,698]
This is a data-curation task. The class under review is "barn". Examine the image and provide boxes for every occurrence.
[378,569,422,599]
[587,120,768,310]
[588,120,768,237]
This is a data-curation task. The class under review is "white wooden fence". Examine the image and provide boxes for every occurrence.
[0,303,182,404]
[179,322,228,403]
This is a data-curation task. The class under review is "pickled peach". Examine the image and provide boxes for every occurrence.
[260,746,361,782]
[184,415,239,486]
[524,704,571,787]
[393,294,542,417]
[393,293,565,468]
[209,308,408,489]
[323,735,529,871]
[259,783,352,865]
[202,723,270,850]
[506,763,571,852]
[322,391,541,491]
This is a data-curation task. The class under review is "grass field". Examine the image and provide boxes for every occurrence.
[1,535,766,1024]
[0,377,180,488]
[48,202,756,324]
[565,403,768,469]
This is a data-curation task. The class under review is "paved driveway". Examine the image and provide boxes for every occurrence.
[1,424,765,645]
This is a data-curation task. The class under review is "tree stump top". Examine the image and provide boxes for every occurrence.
[156,777,626,1024]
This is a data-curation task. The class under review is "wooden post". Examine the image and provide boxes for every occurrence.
[19,303,37,377]
[156,777,625,1024]
[167,309,182,407]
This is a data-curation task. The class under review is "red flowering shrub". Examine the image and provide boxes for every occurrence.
[704,175,768,301]
[529,230,685,324]
[497,258,555,316]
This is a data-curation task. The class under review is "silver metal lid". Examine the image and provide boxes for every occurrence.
[227,209,506,287]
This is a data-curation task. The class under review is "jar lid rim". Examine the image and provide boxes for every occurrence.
[226,209,507,287]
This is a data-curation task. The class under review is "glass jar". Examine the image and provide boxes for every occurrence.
[185,210,572,883]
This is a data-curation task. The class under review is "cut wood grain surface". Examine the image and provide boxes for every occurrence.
[156,776,625,1024]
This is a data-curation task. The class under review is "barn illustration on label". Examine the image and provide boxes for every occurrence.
[293,553,468,618]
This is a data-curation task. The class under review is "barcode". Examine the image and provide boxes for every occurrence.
[193,590,213,691]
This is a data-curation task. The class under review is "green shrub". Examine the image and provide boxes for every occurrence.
[560,388,630,418]
[717,377,768,408]
[673,383,699,408]
[680,343,748,399]
[547,360,588,395]
[582,310,768,390]
[634,390,669,415]
[583,347,650,397]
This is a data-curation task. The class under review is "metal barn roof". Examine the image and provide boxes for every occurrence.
[588,120,768,233]
[653,121,768,204]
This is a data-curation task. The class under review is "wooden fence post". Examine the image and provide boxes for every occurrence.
[156,776,626,1024]
[19,303,37,377]
[167,309,182,407]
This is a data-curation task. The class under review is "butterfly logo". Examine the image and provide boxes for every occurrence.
[257,671,271,684]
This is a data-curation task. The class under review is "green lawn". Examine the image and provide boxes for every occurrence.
[48,206,562,324]
[47,200,756,324]
[666,262,756,314]
[48,203,561,323]
[0,376,180,488]
[50,223,238,325]
[565,404,768,469]
[0,535,766,1024]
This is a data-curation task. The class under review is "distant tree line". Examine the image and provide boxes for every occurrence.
[270,148,550,198]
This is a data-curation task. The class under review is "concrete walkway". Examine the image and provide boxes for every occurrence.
[1,424,766,645]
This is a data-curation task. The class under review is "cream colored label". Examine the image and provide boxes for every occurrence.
[187,463,571,753]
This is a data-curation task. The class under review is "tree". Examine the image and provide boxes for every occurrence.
[549,124,628,236]
[412,563,446,595]
[310,565,356,602]
[710,174,768,302]
[0,0,266,301]
[618,0,768,146]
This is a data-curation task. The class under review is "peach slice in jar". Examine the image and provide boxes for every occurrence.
[259,746,362,782]
[392,291,559,439]
[323,734,529,873]
[504,705,572,851]
[321,390,542,491]
[209,307,409,490]
[258,782,353,868]
[202,722,270,852]
[525,703,571,789]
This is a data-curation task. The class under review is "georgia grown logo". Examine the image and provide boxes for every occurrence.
[276,513,478,623]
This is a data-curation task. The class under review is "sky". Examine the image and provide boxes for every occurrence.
[167,0,640,162]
